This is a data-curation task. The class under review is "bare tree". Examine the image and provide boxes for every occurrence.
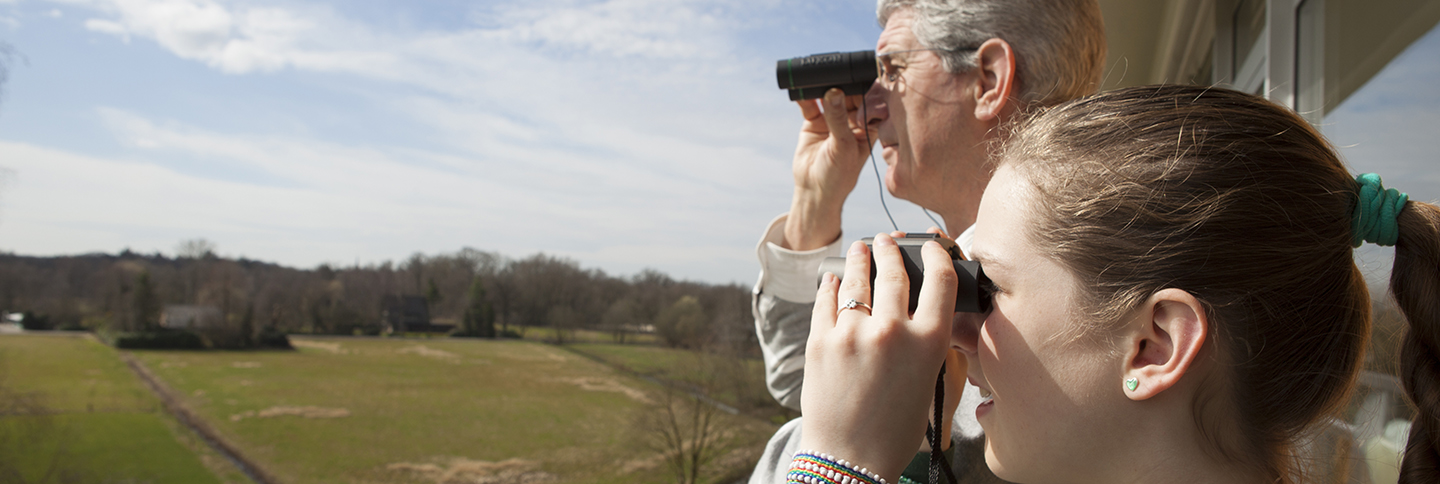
[547,306,579,344]
[602,298,638,344]
[636,354,734,484]
[174,238,216,259]
[0,42,16,112]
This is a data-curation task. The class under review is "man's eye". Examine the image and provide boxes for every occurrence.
[877,58,902,81]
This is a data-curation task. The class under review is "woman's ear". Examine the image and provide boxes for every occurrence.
[972,38,1018,122]
[1121,288,1208,401]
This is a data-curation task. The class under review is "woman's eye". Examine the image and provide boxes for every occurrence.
[981,279,1001,295]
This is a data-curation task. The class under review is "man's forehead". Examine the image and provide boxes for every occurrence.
[876,10,918,51]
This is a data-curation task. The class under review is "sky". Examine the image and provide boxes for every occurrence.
[0,1,1434,287]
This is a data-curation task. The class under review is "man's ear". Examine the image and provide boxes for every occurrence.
[972,38,1019,122]
[1122,288,1208,401]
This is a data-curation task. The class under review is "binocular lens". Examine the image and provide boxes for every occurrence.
[776,50,877,101]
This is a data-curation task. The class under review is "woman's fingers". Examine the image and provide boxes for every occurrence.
[914,241,959,336]
[811,271,841,337]
[869,233,910,321]
[836,240,873,320]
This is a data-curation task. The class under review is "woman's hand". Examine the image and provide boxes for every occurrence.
[798,233,959,481]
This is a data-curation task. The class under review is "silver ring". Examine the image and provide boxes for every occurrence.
[838,298,872,314]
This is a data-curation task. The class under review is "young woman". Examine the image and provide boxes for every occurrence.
[790,85,1438,484]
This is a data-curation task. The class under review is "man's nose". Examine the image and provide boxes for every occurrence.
[862,80,888,129]
[950,311,984,356]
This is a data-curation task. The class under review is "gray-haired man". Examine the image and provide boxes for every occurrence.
[750,1,1106,482]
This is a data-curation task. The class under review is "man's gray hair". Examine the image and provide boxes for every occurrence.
[877,0,1106,106]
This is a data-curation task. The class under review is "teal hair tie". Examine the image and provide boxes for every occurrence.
[1351,173,1408,247]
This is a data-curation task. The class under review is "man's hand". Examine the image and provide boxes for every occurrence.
[783,88,876,251]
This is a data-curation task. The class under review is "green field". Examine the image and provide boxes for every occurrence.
[564,344,793,424]
[515,326,661,345]
[134,336,778,484]
[0,334,243,483]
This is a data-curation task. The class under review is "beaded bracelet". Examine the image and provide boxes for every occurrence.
[787,450,889,484]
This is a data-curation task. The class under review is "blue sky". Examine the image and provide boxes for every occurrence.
[0,0,1434,286]
[0,0,917,285]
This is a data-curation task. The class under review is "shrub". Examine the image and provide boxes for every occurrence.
[113,330,205,349]
[257,328,292,349]
[18,311,53,331]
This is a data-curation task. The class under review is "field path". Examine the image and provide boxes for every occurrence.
[122,352,280,484]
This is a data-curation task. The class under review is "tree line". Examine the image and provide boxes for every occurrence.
[0,241,756,352]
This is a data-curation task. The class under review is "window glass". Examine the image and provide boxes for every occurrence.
[1232,0,1268,94]
[1322,21,1439,478]
[1324,21,1440,297]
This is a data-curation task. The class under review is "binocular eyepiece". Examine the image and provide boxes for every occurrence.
[776,50,877,101]
[818,234,992,314]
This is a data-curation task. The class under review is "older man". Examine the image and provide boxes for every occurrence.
[749,1,1105,482]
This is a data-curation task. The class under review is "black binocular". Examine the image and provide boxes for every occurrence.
[818,234,992,314]
[775,50,877,101]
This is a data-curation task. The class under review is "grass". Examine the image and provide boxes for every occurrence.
[512,326,660,345]
[564,343,794,425]
[0,333,239,484]
[134,335,778,484]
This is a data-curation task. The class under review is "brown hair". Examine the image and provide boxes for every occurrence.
[997,85,1439,482]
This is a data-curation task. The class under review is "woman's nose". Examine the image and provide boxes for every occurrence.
[950,311,983,356]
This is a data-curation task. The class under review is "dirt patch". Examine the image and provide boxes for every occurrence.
[398,345,460,361]
[555,377,651,404]
[620,452,667,474]
[230,405,351,422]
[386,457,555,484]
[231,361,262,368]
[290,339,346,354]
[159,361,189,369]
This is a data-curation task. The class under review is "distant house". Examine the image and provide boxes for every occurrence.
[161,305,223,329]
[0,313,21,334]
[380,295,453,334]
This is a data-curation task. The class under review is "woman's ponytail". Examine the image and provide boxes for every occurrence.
[1389,201,1440,482]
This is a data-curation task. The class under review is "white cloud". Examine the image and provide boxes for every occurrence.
[483,0,728,59]
[83,18,126,36]
[75,0,384,73]
[24,0,832,282]
[69,0,750,74]
[35,107,776,281]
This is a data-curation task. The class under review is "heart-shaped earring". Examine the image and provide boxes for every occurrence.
[1124,378,1139,392]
